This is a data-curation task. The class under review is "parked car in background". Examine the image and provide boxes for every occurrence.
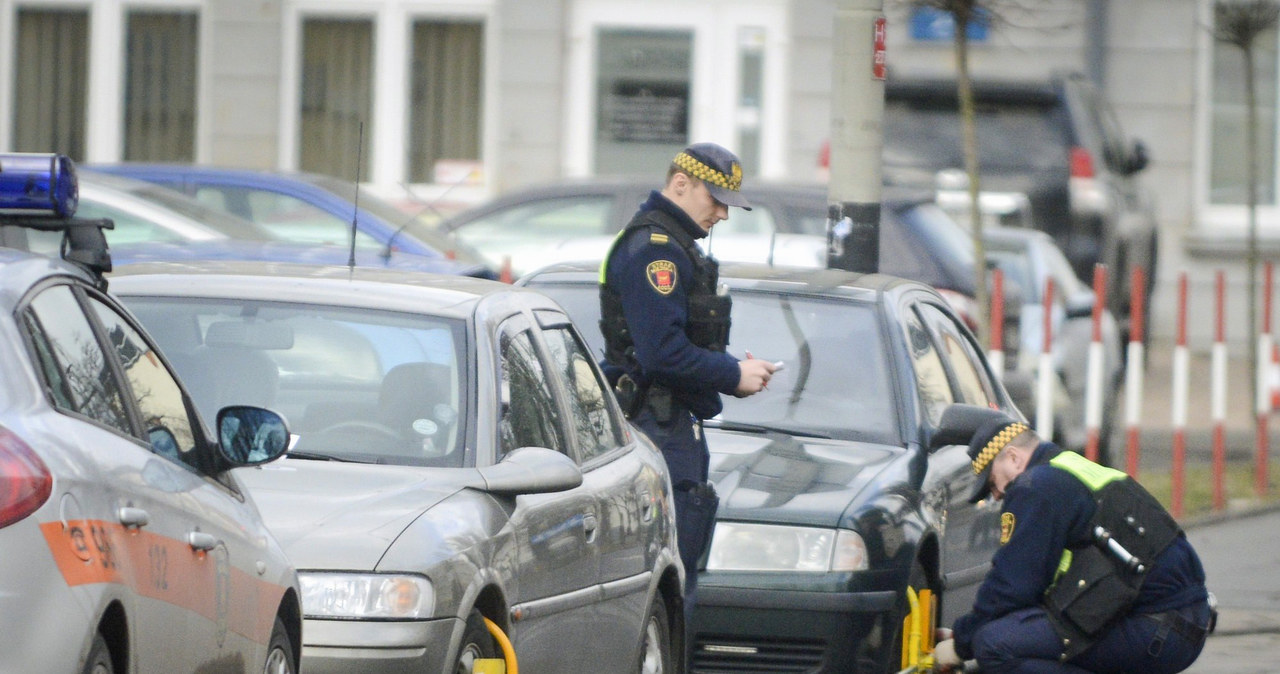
[0,155,301,673]
[984,226,1123,464]
[883,71,1159,344]
[111,261,683,673]
[85,163,497,278]
[437,179,1019,355]
[520,261,1015,673]
[436,178,833,276]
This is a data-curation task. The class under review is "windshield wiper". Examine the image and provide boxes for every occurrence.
[285,450,376,463]
[704,419,831,439]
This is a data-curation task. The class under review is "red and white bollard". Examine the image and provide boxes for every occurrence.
[1124,267,1146,478]
[988,269,1005,379]
[1257,263,1273,498]
[1084,265,1106,462]
[1036,278,1056,443]
[1171,273,1189,519]
[1212,271,1227,512]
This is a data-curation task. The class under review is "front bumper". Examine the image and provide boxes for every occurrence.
[300,616,462,674]
[692,581,898,673]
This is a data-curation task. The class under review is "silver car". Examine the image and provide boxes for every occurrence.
[0,243,300,670]
[111,261,683,674]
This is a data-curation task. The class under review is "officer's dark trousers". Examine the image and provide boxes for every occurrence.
[970,601,1210,674]
[633,406,716,634]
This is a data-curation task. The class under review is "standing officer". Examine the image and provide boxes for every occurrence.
[932,405,1212,673]
[598,142,775,635]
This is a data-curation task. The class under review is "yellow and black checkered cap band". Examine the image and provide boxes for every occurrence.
[971,422,1028,475]
[673,151,743,192]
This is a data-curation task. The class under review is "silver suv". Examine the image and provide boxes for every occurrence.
[884,70,1158,345]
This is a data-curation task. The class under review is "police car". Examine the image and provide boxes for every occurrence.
[0,154,302,673]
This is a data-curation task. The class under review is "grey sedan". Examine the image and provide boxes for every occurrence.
[111,261,683,674]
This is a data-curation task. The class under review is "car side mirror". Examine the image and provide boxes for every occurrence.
[217,405,290,466]
[928,403,1013,451]
[1064,289,1096,320]
[1124,140,1149,175]
[477,446,583,495]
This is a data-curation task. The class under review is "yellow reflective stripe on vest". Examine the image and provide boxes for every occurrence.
[1054,549,1073,585]
[599,230,629,284]
[1049,451,1127,492]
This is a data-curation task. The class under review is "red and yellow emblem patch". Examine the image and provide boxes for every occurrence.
[1000,512,1016,544]
[647,260,678,295]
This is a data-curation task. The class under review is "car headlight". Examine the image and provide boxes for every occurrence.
[299,573,434,619]
[706,523,869,572]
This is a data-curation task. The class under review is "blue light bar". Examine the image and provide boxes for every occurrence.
[0,153,78,218]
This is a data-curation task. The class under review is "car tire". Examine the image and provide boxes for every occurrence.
[264,616,297,674]
[638,593,674,674]
[887,560,934,674]
[82,633,113,674]
[453,610,500,674]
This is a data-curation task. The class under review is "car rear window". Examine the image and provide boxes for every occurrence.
[883,98,1069,173]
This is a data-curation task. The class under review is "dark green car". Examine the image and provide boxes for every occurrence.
[521,262,1018,672]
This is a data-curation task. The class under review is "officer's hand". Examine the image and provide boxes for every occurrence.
[734,358,776,397]
[933,639,961,669]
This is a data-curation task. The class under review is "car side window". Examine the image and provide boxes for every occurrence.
[497,325,566,459]
[75,199,188,245]
[454,196,613,250]
[715,206,776,236]
[195,185,382,249]
[917,303,997,408]
[87,296,201,466]
[22,285,133,434]
[902,305,954,426]
[540,325,625,463]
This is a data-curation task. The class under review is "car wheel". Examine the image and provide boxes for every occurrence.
[638,594,674,674]
[82,633,113,674]
[264,616,297,674]
[888,560,934,674]
[453,610,500,674]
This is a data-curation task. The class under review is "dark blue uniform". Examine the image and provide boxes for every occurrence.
[953,442,1210,673]
[601,190,741,627]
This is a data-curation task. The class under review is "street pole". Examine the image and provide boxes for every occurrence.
[827,0,885,273]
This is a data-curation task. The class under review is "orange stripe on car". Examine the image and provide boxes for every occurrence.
[40,519,285,644]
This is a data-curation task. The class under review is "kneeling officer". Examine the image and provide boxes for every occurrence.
[932,405,1212,673]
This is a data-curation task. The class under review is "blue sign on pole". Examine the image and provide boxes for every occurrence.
[908,6,990,42]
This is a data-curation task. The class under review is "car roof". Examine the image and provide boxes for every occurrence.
[520,259,927,304]
[108,260,524,318]
[0,247,97,310]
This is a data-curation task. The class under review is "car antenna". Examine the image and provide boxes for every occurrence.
[348,121,364,273]
[381,166,480,263]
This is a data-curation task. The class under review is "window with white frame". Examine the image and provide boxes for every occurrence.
[299,17,374,181]
[13,8,89,159]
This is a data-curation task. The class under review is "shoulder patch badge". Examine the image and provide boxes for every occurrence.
[646,260,678,295]
[1000,511,1016,544]
[649,232,669,245]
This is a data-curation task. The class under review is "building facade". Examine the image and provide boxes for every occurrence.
[1,0,1270,343]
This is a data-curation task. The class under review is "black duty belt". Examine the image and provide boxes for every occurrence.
[1142,608,1207,655]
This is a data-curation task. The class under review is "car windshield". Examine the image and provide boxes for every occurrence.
[122,295,470,467]
[538,283,900,444]
[883,98,1068,172]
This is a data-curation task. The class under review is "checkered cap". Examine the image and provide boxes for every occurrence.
[674,142,752,210]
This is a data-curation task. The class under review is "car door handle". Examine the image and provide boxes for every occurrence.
[117,507,150,528]
[187,532,220,552]
[582,513,598,542]
[637,490,654,523]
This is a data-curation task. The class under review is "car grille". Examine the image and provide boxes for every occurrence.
[692,634,825,672]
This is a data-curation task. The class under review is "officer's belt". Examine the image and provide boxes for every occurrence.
[1141,609,1206,646]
